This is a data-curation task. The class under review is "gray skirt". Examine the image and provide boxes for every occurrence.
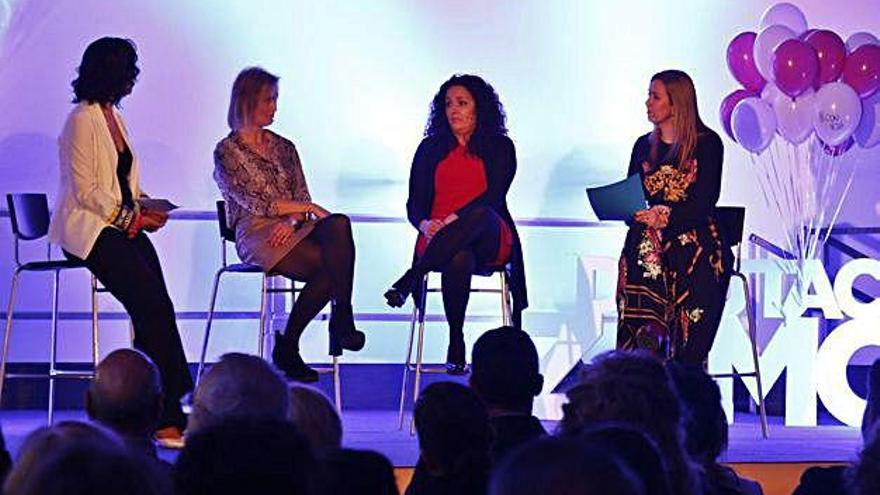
[234,215,317,272]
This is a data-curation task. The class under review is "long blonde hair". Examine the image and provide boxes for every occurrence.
[649,70,708,166]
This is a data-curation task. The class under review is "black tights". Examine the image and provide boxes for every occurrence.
[271,214,355,346]
[410,207,503,364]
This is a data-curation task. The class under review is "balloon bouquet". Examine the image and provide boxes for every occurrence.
[722,2,879,295]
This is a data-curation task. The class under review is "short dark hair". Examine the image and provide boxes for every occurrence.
[72,37,140,106]
[490,436,644,495]
[470,327,542,411]
[86,349,162,436]
[313,449,397,495]
[578,423,673,495]
[174,417,313,495]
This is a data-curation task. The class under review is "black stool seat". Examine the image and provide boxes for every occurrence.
[17,259,86,272]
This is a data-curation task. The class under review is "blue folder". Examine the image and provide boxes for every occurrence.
[586,174,647,221]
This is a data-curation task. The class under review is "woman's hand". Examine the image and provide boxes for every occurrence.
[419,219,445,240]
[267,222,296,247]
[126,212,144,239]
[634,205,670,229]
[141,209,169,232]
[308,202,331,220]
[273,199,330,220]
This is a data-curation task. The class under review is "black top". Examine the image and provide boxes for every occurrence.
[627,130,724,234]
[489,414,547,463]
[405,134,527,317]
[117,147,134,209]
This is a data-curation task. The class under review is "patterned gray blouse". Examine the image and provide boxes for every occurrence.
[213,131,315,271]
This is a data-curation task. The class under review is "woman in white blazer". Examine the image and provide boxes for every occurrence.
[49,37,192,444]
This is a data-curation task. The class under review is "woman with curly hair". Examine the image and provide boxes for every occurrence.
[384,74,527,374]
[616,69,732,365]
[559,351,701,495]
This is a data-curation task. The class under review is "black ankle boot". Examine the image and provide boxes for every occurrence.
[272,331,318,383]
[384,269,418,308]
[329,303,366,352]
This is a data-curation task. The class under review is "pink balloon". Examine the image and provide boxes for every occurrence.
[719,89,755,140]
[727,32,766,92]
[804,30,847,85]
[773,39,819,97]
[843,45,880,98]
[799,28,819,41]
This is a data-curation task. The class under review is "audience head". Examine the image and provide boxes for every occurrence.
[187,352,289,434]
[426,74,507,142]
[72,37,139,106]
[174,417,313,495]
[227,66,279,130]
[560,350,697,495]
[86,348,162,437]
[490,436,644,495]
[0,424,12,489]
[313,449,397,495]
[414,382,491,484]
[470,326,543,414]
[849,420,880,495]
[288,384,343,453]
[578,423,673,495]
[666,362,727,465]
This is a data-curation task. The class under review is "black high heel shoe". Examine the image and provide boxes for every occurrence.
[384,270,418,308]
[329,303,366,352]
[272,331,319,383]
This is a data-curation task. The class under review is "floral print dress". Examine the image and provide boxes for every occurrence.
[616,130,732,365]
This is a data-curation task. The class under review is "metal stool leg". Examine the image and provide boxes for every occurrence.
[397,296,420,430]
[48,269,60,425]
[499,271,512,327]
[333,355,342,414]
[410,275,429,435]
[196,269,225,386]
[0,270,23,407]
[257,275,269,358]
[91,276,100,367]
[738,272,769,438]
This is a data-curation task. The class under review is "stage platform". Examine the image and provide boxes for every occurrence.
[0,409,858,495]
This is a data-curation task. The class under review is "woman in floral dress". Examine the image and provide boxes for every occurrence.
[616,70,733,366]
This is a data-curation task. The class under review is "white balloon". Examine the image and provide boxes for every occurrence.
[754,25,796,82]
[855,91,880,149]
[732,97,777,153]
[813,82,863,146]
[761,82,786,108]
[846,32,880,53]
[759,3,809,36]
[774,89,815,144]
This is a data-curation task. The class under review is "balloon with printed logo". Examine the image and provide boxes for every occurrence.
[774,89,816,144]
[855,91,880,148]
[812,82,862,145]
[727,32,766,92]
[720,89,755,141]
[759,3,809,36]
[773,39,819,97]
[846,32,880,53]
[821,137,854,156]
[842,45,880,98]
[755,25,797,82]
[804,30,847,85]
[731,97,777,153]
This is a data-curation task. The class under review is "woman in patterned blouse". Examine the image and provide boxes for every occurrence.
[616,70,733,366]
[213,67,365,382]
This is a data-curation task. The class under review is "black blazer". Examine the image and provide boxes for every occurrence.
[405,134,528,321]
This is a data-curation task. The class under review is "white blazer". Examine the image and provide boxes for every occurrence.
[49,102,143,259]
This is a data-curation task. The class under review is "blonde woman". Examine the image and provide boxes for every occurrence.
[616,70,732,365]
[213,67,365,383]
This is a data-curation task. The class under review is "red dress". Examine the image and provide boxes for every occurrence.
[415,144,512,265]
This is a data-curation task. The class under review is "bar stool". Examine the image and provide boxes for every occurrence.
[398,266,513,430]
[1,193,121,424]
[196,200,341,411]
[712,206,769,439]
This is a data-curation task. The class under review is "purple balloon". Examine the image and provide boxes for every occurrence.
[720,89,755,140]
[800,28,819,41]
[773,39,819,97]
[843,45,880,98]
[727,32,766,92]
[805,30,847,85]
[821,137,854,156]
[846,32,880,53]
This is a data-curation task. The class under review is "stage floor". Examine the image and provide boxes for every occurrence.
[0,409,861,466]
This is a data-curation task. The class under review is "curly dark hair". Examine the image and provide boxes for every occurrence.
[72,37,140,106]
[559,351,699,495]
[424,74,507,157]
